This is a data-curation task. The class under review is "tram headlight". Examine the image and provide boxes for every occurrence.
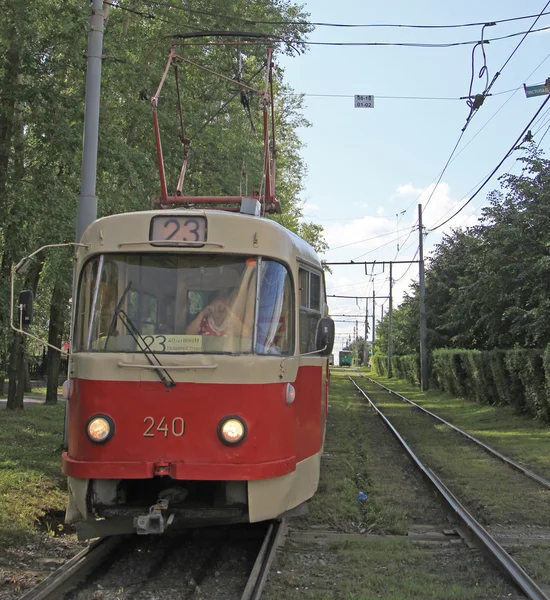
[286,383,296,406]
[62,379,70,400]
[218,416,247,446]
[86,415,114,444]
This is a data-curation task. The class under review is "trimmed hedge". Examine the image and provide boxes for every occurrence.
[372,353,388,377]
[373,348,550,423]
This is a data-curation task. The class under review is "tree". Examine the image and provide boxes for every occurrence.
[0,0,325,408]
[374,148,550,356]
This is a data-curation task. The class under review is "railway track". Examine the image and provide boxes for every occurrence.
[349,376,550,600]
[361,375,550,490]
[19,520,284,600]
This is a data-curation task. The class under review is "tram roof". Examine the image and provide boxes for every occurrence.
[78,209,321,269]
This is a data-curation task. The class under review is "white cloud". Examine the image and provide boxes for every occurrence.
[324,215,394,252]
[302,202,321,217]
[395,183,422,198]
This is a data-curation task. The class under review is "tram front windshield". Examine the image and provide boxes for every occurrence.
[75,254,293,356]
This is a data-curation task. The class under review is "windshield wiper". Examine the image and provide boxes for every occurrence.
[104,281,133,349]
[116,309,176,388]
[105,282,176,388]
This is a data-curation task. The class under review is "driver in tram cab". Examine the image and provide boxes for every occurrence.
[186,289,251,337]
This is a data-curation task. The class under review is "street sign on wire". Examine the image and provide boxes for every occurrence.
[523,81,550,98]
[355,95,374,108]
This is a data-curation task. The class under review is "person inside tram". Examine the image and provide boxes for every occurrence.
[186,258,257,339]
[186,289,251,338]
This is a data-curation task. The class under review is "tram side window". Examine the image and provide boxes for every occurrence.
[299,268,322,353]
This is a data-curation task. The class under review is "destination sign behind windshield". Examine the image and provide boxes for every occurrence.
[150,216,207,244]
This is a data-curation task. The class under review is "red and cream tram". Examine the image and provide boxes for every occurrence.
[60,208,334,538]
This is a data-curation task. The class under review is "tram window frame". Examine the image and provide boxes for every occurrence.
[73,253,295,356]
[298,267,322,354]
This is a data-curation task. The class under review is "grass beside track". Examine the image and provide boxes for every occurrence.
[357,376,550,527]
[264,538,516,600]
[0,404,67,546]
[367,373,550,480]
[299,371,448,535]
[265,370,521,599]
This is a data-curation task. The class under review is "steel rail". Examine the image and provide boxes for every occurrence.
[19,536,124,600]
[241,519,285,600]
[349,377,549,600]
[361,375,550,490]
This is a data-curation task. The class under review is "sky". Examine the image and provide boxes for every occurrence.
[277,0,550,354]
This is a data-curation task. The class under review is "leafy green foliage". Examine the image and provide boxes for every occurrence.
[0,0,326,400]
[376,149,550,355]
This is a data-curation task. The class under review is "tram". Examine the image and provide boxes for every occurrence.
[339,350,352,367]
[12,35,334,539]
[56,208,333,538]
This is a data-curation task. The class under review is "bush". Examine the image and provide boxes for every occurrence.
[373,345,550,424]
[392,354,420,386]
[431,349,469,398]
[504,349,547,419]
[372,354,388,376]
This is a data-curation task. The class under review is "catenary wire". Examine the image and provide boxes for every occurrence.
[536,122,550,148]
[141,2,550,30]
[390,50,550,235]
[462,1,550,131]
[429,94,550,231]
[328,226,415,251]
[288,87,522,101]
[292,26,550,48]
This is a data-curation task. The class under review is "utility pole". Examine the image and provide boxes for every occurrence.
[363,298,369,366]
[66,2,105,450]
[355,320,358,365]
[387,262,393,377]
[371,289,376,356]
[418,204,429,390]
[76,0,105,242]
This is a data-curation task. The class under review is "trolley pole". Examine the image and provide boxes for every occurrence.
[418,204,429,390]
[387,262,393,378]
[76,0,105,242]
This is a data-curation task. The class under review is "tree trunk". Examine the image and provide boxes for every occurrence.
[6,259,43,410]
[45,282,66,405]
[24,354,31,393]
[6,332,24,410]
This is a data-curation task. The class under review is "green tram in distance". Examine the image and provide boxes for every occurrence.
[339,350,352,367]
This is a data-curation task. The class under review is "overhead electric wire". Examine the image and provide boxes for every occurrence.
[142,2,550,30]
[290,87,521,101]
[494,0,550,79]
[328,226,414,252]
[394,248,420,284]
[293,26,550,48]
[352,232,416,260]
[104,1,200,30]
[105,4,550,49]
[462,1,550,131]
[430,94,550,232]
[536,122,550,148]
[389,52,550,226]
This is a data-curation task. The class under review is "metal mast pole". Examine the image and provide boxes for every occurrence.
[418,204,429,390]
[363,298,369,366]
[388,262,393,378]
[65,2,105,450]
[76,0,105,242]
[372,289,376,354]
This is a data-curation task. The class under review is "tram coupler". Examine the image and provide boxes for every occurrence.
[134,499,175,535]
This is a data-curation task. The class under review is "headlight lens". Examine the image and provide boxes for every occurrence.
[218,417,247,445]
[286,383,296,406]
[62,379,70,400]
[86,415,114,443]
